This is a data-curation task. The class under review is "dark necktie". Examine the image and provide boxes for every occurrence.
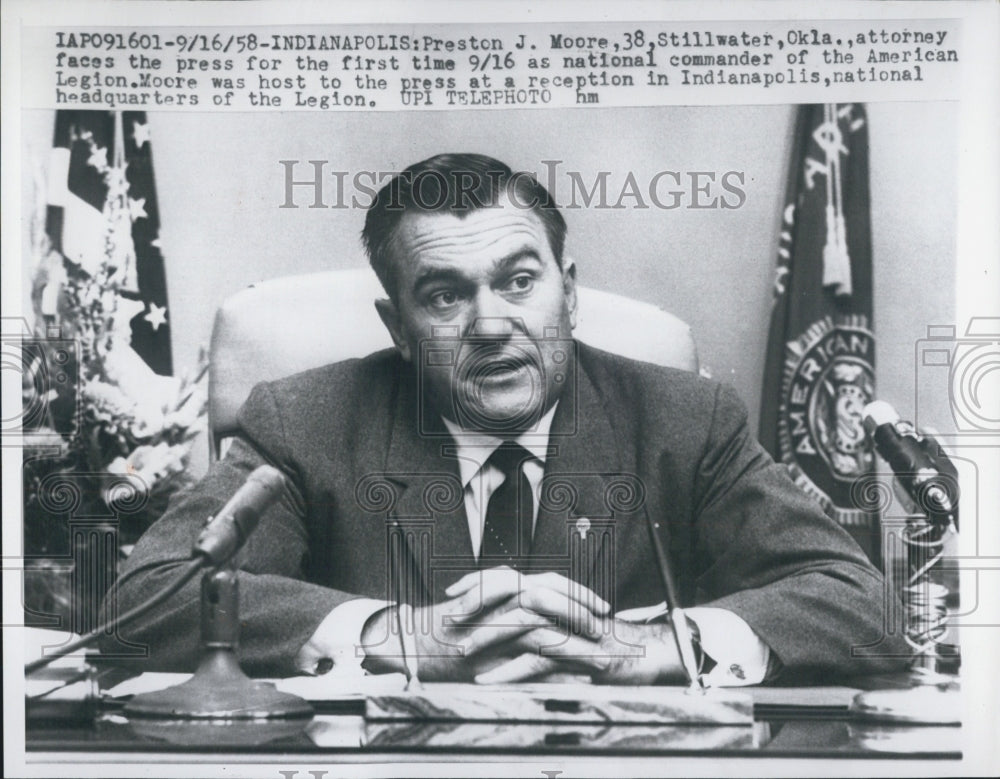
[479,442,534,569]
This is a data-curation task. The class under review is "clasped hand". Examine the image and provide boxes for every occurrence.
[361,567,683,684]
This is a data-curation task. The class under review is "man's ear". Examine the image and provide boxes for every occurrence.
[375,297,411,361]
[561,256,578,331]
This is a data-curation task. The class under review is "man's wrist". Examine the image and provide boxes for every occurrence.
[612,620,686,685]
[654,620,691,684]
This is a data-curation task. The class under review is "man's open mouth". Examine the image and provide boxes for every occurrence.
[463,346,537,383]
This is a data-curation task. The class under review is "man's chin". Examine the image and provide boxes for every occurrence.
[454,395,544,434]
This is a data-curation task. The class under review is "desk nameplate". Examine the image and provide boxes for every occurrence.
[365,683,754,724]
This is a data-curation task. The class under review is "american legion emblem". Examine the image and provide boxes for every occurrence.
[777,314,875,524]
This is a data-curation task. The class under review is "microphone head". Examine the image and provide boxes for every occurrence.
[247,464,286,496]
[232,465,287,537]
[863,400,899,435]
[193,465,287,565]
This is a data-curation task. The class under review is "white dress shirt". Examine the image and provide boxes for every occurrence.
[296,406,771,686]
[440,404,558,558]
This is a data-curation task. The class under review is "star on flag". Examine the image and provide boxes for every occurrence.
[87,145,108,172]
[144,302,168,331]
[128,197,148,222]
[132,121,151,148]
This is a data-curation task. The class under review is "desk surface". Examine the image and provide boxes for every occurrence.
[22,665,962,772]
[25,691,962,768]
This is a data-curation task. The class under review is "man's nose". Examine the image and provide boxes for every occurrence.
[467,290,521,337]
[468,316,515,338]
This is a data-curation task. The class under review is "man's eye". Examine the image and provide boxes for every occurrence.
[430,290,459,307]
[506,275,534,293]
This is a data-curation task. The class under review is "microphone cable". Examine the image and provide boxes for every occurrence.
[25,556,204,676]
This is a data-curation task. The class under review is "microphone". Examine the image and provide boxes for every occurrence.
[124,464,312,722]
[862,401,958,528]
[193,465,286,565]
[25,465,288,677]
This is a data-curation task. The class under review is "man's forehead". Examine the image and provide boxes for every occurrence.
[392,201,551,268]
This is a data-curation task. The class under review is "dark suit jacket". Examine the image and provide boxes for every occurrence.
[108,343,908,680]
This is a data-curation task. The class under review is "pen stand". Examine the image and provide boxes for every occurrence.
[851,512,960,724]
[124,568,313,720]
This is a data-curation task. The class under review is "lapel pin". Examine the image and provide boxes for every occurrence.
[575,516,591,540]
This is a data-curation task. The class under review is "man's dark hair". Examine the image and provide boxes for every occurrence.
[362,153,567,300]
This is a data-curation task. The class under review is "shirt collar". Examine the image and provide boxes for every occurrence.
[442,403,558,488]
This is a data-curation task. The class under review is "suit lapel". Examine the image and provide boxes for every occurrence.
[382,367,475,603]
[529,350,652,607]
[531,358,611,561]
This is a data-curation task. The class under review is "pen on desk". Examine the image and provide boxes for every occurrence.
[645,517,705,692]
[389,517,423,690]
[395,602,422,689]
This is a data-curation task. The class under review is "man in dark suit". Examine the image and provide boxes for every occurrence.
[108,154,908,684]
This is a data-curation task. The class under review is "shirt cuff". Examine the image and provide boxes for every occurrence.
[294,598,390,676]
[615,602,771,687]
[685,606,770,687]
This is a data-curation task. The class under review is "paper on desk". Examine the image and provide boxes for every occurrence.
[23,627,89,669]
[106,671,408,701]
[23,628,96,697]
[26,678,96,701]
[615,602,669,622]
[275,672,408,700]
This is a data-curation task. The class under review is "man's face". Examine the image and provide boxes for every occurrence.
[376,196,577,434]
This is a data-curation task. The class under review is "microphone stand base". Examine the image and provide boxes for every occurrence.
[124,649,313,720]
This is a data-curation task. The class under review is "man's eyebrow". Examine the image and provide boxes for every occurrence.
[492,248,542,272]
[412,267,467,292]
[411,249,543,293]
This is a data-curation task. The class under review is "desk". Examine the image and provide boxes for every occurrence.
[24,682,961,775]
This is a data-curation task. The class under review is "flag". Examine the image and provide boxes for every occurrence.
[45,110,173,375]
[759,104,879,565]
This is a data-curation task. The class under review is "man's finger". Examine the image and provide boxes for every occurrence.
[448,568,531,621]
[445,567,513,598]
[453,576,610,635]
[529,630,613,673]
[458,609,552,656]
[499,627,610,674]
[447,568,610,625]
[474,652,558,684]
[525,571,611,615]
[516,586,608,638]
